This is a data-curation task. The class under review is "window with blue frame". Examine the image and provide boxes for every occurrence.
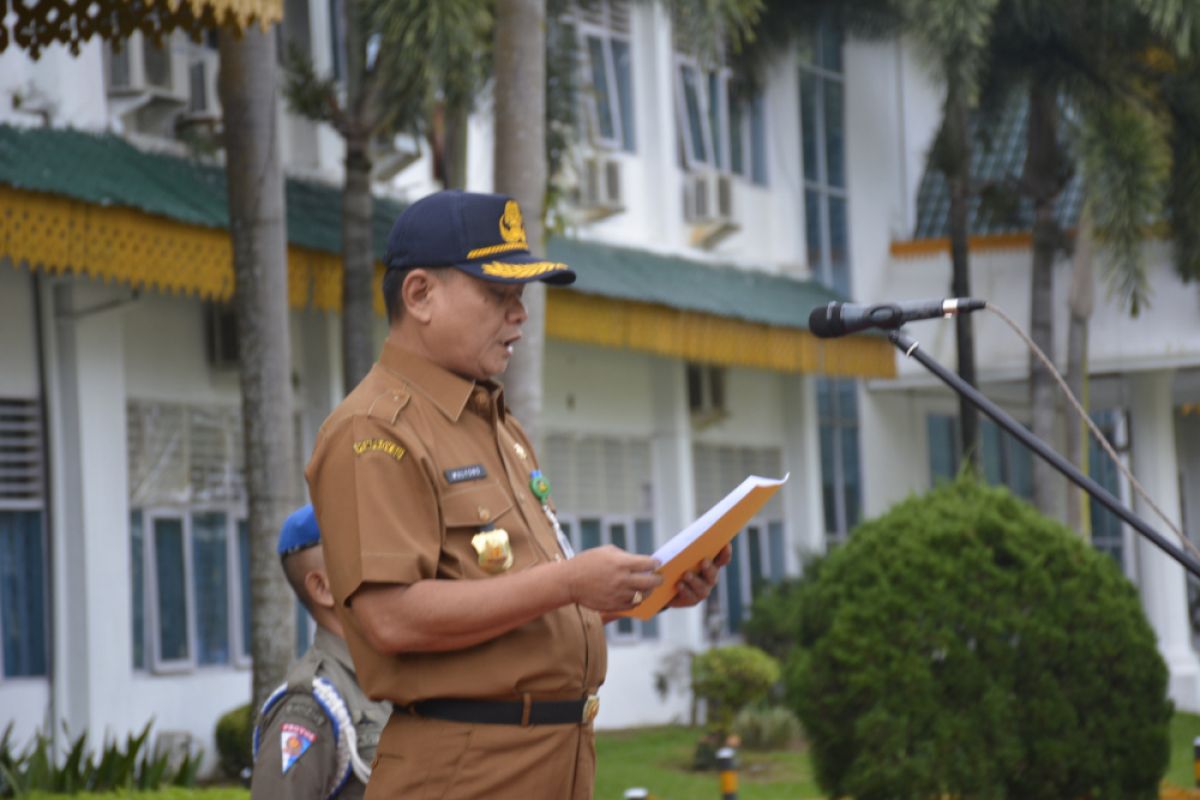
[128,401,253,674]
[926,412,1038,502]
[674,59,769,185]
[573,0,636,152]
[817,378,861,546]
[542,433,657,641]
[693,444,786,635]
[0,397,49,680]
[559,515,659,641]
[799,20,849,296]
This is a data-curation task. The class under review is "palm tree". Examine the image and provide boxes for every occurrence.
[283,0,492,391]
[216,24,298,711]
[493,0,549,440]
[980,0,1200,518]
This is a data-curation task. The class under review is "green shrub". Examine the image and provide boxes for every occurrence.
[691,645,781,740]
[0,721,200,796]
[788,476,1171,800]
[742,575,811,663]
[214,705,254,781]
[732,705,802,751]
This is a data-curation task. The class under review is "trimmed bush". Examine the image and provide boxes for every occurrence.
[691,645,781,739]
[788,476,1171,800]
[732,705,803,751]
[214,705,253,781]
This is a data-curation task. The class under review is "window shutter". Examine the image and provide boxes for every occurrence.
[0,398,42,505]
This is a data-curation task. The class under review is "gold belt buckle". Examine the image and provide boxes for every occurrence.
[581,694,600,724]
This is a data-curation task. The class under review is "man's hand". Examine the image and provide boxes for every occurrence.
[666,544,732,609]
[565,545,663,613]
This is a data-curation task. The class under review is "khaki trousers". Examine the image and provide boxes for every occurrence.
[366,711,596,799]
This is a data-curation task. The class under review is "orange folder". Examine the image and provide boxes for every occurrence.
[615,474,789,620]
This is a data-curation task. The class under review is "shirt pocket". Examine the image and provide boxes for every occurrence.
[440,481,534,577]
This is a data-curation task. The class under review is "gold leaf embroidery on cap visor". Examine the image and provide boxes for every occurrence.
[465,241,529,259]
[352,438,407,462]
[479,261,568,280]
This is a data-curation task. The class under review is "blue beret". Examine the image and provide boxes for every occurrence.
[385,190,576,285]
[278,504,321,557]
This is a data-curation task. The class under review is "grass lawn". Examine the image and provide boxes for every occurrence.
[595,726,824,800]
[17,714,1200,798]
[1166,710,1200,790]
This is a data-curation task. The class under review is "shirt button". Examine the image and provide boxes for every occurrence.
[478,507,490,522]
[553,554,563,562]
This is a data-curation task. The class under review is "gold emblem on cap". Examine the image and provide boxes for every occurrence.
[500,199,528,246]
[471,529,514,574]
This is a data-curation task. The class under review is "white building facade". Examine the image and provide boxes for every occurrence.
[2,0,1200,774]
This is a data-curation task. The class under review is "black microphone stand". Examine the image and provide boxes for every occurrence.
[889,328,1200,581]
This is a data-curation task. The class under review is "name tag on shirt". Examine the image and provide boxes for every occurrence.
[445,464,487,484]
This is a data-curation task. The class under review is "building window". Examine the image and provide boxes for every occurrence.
[128,401,252,673]
[673,60,767,184]
[818,379,861,546]
[799,20,848,296]
[926,413,1035,501]
[930,411,1128,567]
[570,0,636,152]
[543,434,658,641]
[0,398,48,679]
[693,444,786,635]
[1088,411,1126,568]
[558,515,659,640]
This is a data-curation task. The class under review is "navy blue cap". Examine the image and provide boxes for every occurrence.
[278,504,321,557]
[385,190,576,285]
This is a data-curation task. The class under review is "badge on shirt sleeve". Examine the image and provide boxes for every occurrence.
[280,723,316,774]
[471,529,514,574]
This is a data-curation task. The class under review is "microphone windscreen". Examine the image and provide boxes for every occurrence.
[808,304,843,339]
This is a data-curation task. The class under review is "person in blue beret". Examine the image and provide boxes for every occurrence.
[250,505,392,799]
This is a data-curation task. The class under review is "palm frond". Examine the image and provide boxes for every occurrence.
[1078,96,1170,315]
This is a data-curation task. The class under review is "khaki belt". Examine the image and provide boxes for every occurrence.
[410,694,599,726]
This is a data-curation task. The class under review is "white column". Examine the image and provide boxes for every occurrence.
[781,374,827,570]
[46,282,133,742]
[650,359,704,648]
[1129,368,1200,711]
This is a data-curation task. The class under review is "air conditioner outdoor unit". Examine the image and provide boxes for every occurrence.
[683,171,738,248]
[578,154,625,220]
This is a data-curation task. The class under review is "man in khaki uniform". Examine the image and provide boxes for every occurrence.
[306,190,728,799]
[251,505,392,799]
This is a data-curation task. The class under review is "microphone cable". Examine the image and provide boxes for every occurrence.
[983,301,1200,564]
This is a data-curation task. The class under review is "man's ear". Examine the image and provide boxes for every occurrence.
[401,269,440,324]
[304,569,336,611]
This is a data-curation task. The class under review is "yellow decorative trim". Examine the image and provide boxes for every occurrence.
[546,291,896,378]
[890,232,1034,258]
[0,185,380,312]
[466,242,528,259]
[479,261,568,280]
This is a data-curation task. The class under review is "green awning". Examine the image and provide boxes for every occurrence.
[0,123,402,258]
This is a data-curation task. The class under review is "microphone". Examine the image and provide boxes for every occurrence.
[808,298,985,339]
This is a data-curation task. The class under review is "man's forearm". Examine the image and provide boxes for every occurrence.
[351,560,575,654]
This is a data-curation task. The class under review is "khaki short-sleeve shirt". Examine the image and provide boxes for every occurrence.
[306,341,606,706]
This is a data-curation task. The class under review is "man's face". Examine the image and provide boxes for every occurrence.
[427,270,528,382]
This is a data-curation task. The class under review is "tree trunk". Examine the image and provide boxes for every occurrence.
[339,0,376,391]
[1065,209,1094,537]
[342,129,376,390]
[945,94,980,472]
[493,0,548,445]
[218,25,297,712]
[443,98,471,191]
